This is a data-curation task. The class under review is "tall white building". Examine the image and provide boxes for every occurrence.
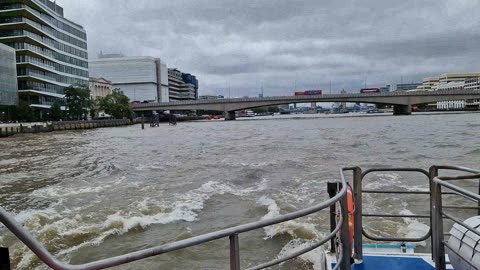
[89,56,169,103]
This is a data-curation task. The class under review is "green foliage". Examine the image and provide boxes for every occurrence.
[17,101,33,122]
[252,107,267,114]
[50,101,62,121]
[0,105,16,122]
[267,106,280,113]
[89,99,97,119]
[98,89,133,120]
[64,85,90,120]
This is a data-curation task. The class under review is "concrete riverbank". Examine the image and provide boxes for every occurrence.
[0,119,133,138]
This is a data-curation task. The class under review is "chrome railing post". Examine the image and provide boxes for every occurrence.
[339,193,351,270]
[353,167,363,262]
[429,166,438,261]
[229,234,240,270]
[328,182,340,253]
[477,180,480,216]
[0,247,10,270]
[432,179,446,270]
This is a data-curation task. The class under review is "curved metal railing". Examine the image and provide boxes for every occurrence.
[347,165,480,263]
[360,168,433,243]
[431,165,480,270]
[0,169,348,270]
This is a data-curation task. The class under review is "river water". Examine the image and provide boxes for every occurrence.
[0,113,479,269]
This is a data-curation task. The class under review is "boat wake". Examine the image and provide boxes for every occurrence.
[3,179,269,269]
[257,196,325,269]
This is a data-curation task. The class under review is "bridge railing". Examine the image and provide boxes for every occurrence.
[132,89,480,108]
[0,170,349,270]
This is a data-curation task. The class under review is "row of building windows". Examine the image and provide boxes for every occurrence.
[5,42,88,68]
[18,67,88,86]
[19,91,64,105]
[17,54,89,78]
[437,101,466,110]
[0,29,87,60]
[18,80,65,94]
[0,3,87,40]
[0,16,87,49]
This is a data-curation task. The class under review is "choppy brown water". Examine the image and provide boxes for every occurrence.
[0,113,479,269]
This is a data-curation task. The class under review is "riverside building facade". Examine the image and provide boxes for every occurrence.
[89,77,112,100]
[168,68,198,101]
[0,0,89,111]
[415,73,480,110]
[0,42,17,105]
[89,56,169,103]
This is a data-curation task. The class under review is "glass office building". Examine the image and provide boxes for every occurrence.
[0,0,88,109]
[0,42,17,105]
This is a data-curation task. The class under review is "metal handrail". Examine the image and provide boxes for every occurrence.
[0,170,348,270]
[434,165,480,175]
[431,166,480,270]
[359,168,432,243]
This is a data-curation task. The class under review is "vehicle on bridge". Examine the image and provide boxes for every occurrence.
[360,88,381,93]
[294,90,323,96]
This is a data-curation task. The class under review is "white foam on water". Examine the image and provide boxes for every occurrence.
[240,161,278,168]
[135,163,164,171]
[32,186,107,198]
[31,175,128,199]
[396,201,429,246]
[15,248,38,270]
[104,208,196,234]
[7,179,271,269]
[257,196,319,240]
[403,185,429,192]
[13,206,63,233]
[277,239,326,270]
[364,173,402,190]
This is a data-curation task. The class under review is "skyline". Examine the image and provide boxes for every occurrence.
[57,0,480,96]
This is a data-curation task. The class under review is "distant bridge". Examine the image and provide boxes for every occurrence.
[131,90,480,120]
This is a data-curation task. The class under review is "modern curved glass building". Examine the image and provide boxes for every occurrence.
[0,0,88,110]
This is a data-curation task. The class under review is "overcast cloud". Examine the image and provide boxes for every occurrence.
[57,0,480,96]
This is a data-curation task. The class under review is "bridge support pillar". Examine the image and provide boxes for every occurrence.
[225,111,236,121]
[393,105,412,115]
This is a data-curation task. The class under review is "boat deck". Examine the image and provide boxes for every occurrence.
[328,254,454,270]
[352,255,435,270]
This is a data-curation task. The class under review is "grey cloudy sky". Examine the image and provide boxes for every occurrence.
[57,0,480,96]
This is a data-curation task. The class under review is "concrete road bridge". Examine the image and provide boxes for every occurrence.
[131,90,480,120]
